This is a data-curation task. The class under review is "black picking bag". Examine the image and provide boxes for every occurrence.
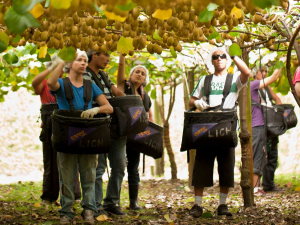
[108,95,148,138]
[261,105,287,138]
[40,103,58,142]
[180,73,238,152]
[180,109,238,151]
[52,110,111,154]
[127,121,163,159]
[282,104,297,130]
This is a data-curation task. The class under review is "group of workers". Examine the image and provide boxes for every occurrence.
[31,46,295,223]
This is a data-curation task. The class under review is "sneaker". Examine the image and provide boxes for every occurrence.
[189,204,203,218]
[217,204,232,216]
[264,186,284,192]
[104,204,127,216]
[60,215,73,225]
[82,210,94,225]
[98,208,108,217]
[254,188,266,197]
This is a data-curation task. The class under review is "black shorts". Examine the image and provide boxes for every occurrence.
[192,147,235,188]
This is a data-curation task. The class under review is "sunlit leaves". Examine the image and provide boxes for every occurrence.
[13,0,44,14]
[30,3,44,18]
[50,0,72,9]
[229,43,242,56]
[231,7,242,19]
[117,36,134,55]
[152,9,172,20]
[170,46,177,58]
[253,0,280,8]
[117,0,137,11]
[0,32,9,45]
[153,30,162,40]
[275,60,284,69]
[38,46,48,58]
[198,4,217,23]
[58,47,76,61]
[4,8,40,34]
[3,53,19,64]
[12,35,21,43]
[105,11,127,22]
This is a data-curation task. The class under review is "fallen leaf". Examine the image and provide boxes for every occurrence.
[286,182,292,188]
[3,215,13,219]
[164,214,174,225]
[294,187,300,191]
[34,203,41,207]
[32,213,39,218]
[184,186,191,192]
[96,214,109,221]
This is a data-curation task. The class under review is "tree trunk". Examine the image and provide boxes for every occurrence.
[154,95,163,177]
[163,122,177,180]
[239,49,254,208]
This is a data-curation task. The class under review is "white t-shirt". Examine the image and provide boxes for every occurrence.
[191,72,247,109]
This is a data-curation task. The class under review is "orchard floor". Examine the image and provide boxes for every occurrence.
[1,178,300,224]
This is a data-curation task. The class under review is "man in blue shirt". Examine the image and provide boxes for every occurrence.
[47,50,113,225]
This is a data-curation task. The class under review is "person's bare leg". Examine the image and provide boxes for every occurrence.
[253,174,260,188]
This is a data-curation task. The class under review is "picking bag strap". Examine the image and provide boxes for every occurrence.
[143,91,151,112]
[128,80,136,95]
[221,73,233,107]
[99,70,114,97]
[204,75,213,105]
[265,87,273,102]
[83,79,92,110]
[86,67,105,92]
[63,77,75,110]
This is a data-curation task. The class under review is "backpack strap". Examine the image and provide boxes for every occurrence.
[265,87,274,103]
[258,89,266,102]
[204,74,213,105]
[86,67,105,93]
[128,80,136,95]
[83,79,92,110]
[98,70,114,97]
[63,77,75,111]
[143,91,151,112]
[251,99,261,107]
[221,73,233,108]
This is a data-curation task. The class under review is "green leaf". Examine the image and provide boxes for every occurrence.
[58,47,76,61]
[12,34,21,43]
[201,212,213,218]
[207,3,219,11]
[44,221,53,225]
[30,45,38,54]
[37,53,51,62]
[4,7,40,34]
[198,8,214,23]
[45,0,51,7]
[117,36,134,55]
[0,32,9,45]
[93,2,103,12]
[47,48,56,54]
[229,43,242,56]
[117,0,137,11]
[13,0,44,14]
[153,30,162,40]
[253,0,280,8]
[3,53,19,64]
[150,88,157,99]
[170,46,177,58]
[207,27,220,40]
[108,65,118,75]
[0,40,7,53]
[275,60,284,69]
[229,32,239,37]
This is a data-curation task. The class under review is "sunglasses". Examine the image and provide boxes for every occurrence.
[212,54,227,60]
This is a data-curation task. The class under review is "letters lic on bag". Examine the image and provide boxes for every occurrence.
[127,122,164,159]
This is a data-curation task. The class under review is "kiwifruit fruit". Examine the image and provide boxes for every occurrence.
[93,19,99,29]
[123,30,130,37]
[105,33,112,42]
[99,19,107,29]
[100,44,108,53]
[123,23,131,31]
[87,27,94,35]
[98,28,106,38]
[114,21,122,30]
[112,34,119,41]
[71,26,78,35]
[72,13,80,24]
[82,37,89,46]
[130,30,136,38]
[66,17,74,27]
[132,7,140,19]
[86,16,94,26]
[48,23,57,33]
[147,44,154,54]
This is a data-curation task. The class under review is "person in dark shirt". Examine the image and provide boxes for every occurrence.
[84,49,127,216]
[250,66,282,196]
[117,54,153,210]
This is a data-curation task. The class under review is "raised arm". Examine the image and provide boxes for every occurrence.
[32,69,50,94]
[268,87,282,105]
[259,68,282,89]
[47,62,64,91]
[295,83,300,99]
[148,108,154,122]
[232,56,251,84]
[117,54,126,92]
[111,85,125,97]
